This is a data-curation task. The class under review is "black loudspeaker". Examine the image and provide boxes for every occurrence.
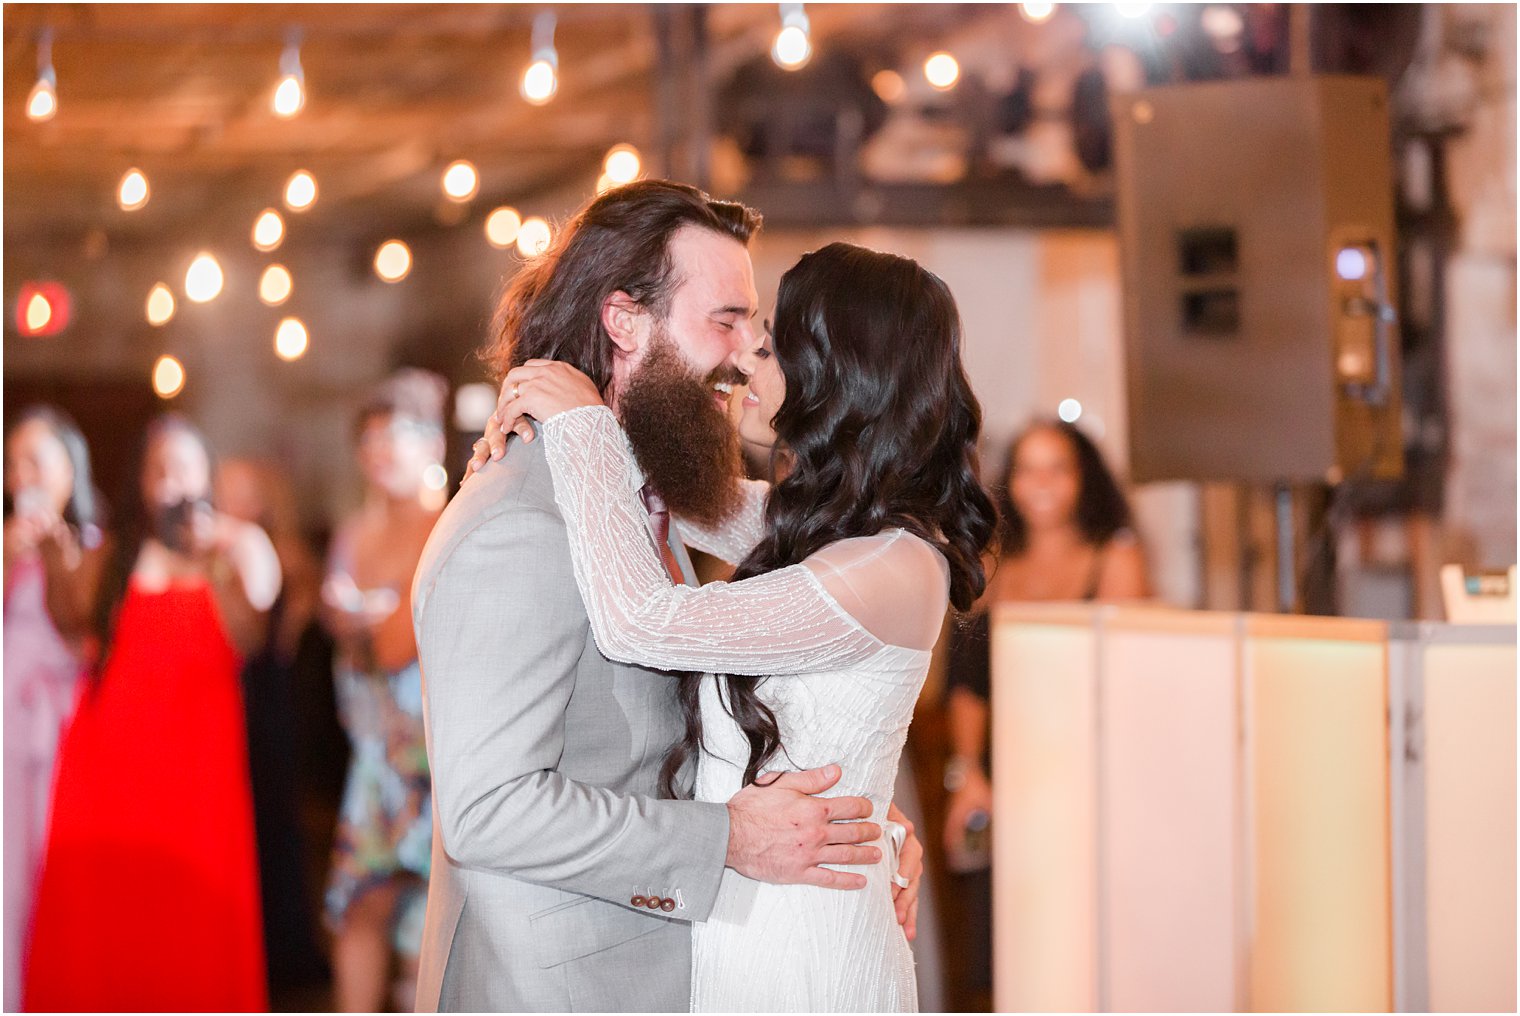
[1113,76,1404,484]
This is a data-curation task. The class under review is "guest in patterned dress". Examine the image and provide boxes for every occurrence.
[322,369,447,1012]
[1,406,106,1012]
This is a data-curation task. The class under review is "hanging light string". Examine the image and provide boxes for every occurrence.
[27,27,58,121]
[521,10,559,104]
[772,3,812,70]
[273,27,306,117]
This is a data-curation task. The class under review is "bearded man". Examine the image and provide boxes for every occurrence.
[411,181,917,1012]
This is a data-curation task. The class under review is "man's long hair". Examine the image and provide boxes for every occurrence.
[482,180,763,391]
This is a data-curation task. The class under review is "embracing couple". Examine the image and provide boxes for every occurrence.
[412,180,997,1013]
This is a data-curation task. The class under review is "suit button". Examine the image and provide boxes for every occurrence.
[645,897,663,910]
[630,895,646,908]
[660,897,676,912]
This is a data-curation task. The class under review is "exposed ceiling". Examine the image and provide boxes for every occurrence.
[3,3,980,246]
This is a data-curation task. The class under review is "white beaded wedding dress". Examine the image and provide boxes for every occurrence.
[542,405,950,1013]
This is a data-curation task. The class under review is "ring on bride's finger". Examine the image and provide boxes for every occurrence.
[891,872,910,889]
[511,382,521,400]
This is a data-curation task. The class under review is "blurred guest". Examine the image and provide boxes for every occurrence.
[217,458,328,993]
[322,369,445,1012]
[940,418,1148,1007]
[24,414,280,1012]
[2,406,106,1012]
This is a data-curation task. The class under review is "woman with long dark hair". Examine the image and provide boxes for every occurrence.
[2,406,106,1011]
[938,418,1148,1007]
[489,242,997,1011]
[25,414,279,1012]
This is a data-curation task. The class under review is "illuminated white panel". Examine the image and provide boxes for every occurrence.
[1246,616,1391,1012]
[992,603,1101,1013]
[1422,636,1517,1013]
[1101,609,1241,1011]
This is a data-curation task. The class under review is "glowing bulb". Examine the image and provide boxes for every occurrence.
[259,264,293,306]
[603,145,641,185]
[1201,4,1244,38]
[442,160,479,202]
[272,74,305,118]
[595,173,616,195]
[184,253,224,303]
[1336,246,1369,281]
[924,52,960,91]
[516,217,552,257]
[871,69,906,104]
[485,207,522,248]
[772,25,812,69]
[272,35,306,118]
[27,78,56,122]
[146,283,176,326]
[28,32,57,122]
[453,382,498,430]
[422,463,448,492]
[274,317,308,361]
[24,293,52,332]
[284,170,317,211]
[118,169,149,211]
[374,240,412,282]
[252,209,285,251]
[1115,2,1153,16]
[1057,398,1083,423]
[521,59,557,104]
[152,355,186,399]
[1020,2,1057,23]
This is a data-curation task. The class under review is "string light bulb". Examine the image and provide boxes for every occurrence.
[117,168,149,211]
[184,252,224,303]
[152,355,186,399]
[520,11,559,105]
[146,283,176,325]
[924,51,960,90]
[259,264,293,306]
[603,144,641,186]
[516,216,552,257]
[27,29,57,122]
[252,209,285,251]
[1020,2,1057,23]
[871,69,906,104]
[441,160,479,202]
[272,30,306,118]
[485,207,522,248]
[771,3,812,70]
[284,170,317,211]
[274,317,309,361]
[374,240,412,282]
[23,293,52,333]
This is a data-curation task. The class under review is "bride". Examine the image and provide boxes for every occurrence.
[478,242,996,1012]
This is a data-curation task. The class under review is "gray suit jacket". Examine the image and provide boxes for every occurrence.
[411,431,730,1012]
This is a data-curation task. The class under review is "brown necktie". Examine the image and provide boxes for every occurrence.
[638,483,687,586]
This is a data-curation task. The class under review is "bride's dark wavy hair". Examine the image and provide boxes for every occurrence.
[659,242,999,796]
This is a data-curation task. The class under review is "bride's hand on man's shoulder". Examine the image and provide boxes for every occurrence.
[465,360,603,479]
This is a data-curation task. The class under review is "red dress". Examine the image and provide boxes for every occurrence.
[24,580,267,1012]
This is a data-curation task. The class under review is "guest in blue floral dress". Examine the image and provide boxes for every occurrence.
[321,370,448,1012]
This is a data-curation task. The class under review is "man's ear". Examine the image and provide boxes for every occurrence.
[601,291,645,355]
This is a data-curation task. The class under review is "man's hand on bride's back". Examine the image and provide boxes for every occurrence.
[724,764,882,890]
[465,360,603,479]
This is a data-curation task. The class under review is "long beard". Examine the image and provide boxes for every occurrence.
[618,335,745,528]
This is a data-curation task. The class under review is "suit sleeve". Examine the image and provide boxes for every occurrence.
[415,505,730,921]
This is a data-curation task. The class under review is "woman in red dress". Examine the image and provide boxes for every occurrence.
[25,414,282,1012]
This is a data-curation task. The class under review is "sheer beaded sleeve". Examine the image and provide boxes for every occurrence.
[675,479,768,565]
[539,406,949,675]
